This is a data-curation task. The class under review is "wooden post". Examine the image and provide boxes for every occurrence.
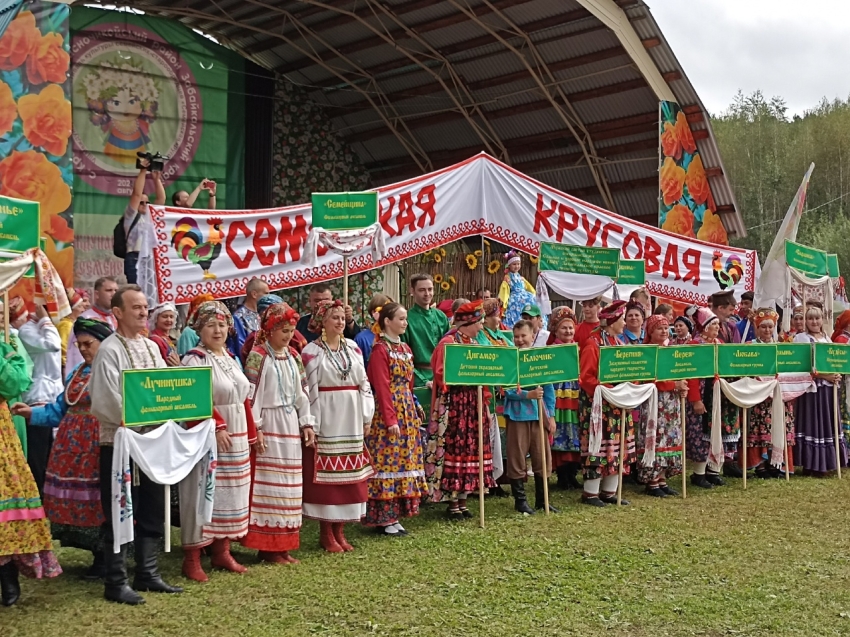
[742,408,748,489]
[342,255,349,310]
[617,414,626,506]
[784,423,791,482]
[834,383,843,480]
[3,291,8,344]
[164,485,171,553]
[537,400,550,515]
[477,386,485,528]
[680,394,687,499]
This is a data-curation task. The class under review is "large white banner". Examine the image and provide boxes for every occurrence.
[150,153,757,306]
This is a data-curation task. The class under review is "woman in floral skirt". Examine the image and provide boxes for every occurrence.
[547,306,582,490]
[12,318,113,580]
[365,303,427,536]
[0,338,61,606]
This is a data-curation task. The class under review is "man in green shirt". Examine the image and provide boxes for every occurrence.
[401,274,450,414]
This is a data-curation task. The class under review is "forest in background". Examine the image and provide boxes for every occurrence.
[712,91,850,276]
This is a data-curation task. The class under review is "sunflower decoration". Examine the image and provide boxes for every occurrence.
[448,275,456,285]
[439,247,447,257]
[434,253,442,263]
[487,259,501,274]
[434,274,444,283]
[440,281,450,291]
[529,254,539,264]
[424,249,433,256]
[465,254,478,270]
[474,249,483,258]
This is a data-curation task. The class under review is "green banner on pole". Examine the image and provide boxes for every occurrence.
[518,344,579,388]
[776,342,812,374]
[598,345,658,383]
[717,343,777,377]
[311,191,378,231]
[828,254,841,278]
[538,242,620,278]
[814,343,850,374]
[122,367,214,427]
[444,344,519,386]
[656,345,716,381]
[617,259,646,285]
[0,195,40,254]
[785,240,828,277]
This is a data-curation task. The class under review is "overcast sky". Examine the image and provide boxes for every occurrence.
[648,0,850,116]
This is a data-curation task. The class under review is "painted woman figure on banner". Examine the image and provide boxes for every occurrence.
[638,316,684,497]
[746,308,795,478]
[499,251,539,329]
[84,61,159,165]
[242,303,316,564]
[577,300,636,507]
[301,300,375,553]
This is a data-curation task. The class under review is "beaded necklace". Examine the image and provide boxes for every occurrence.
[320,334,352,380]
[64,364,90,407]
[116,333,156,369]
[204,346,238,382]
[265,343,298,412]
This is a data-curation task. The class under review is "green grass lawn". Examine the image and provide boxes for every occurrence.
[7,475,850,637]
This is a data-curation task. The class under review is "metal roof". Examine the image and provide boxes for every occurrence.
[85,0,746,237]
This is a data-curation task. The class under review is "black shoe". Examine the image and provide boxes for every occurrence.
[533,475,559,513]
[459,508,473,519]
[660,485,679,496]
[486,485,510,498]
[690,473,714,489]
[83,550,105,581]
[645,486,668,498]
[705,472,726,486]
[555,464,582,490]
[0,562,20,607]
[581,496,608,507]
[446,507,464,521]
[103,545,145,605]
[722,462,743,478]
[511,479,535,515]
[600,495,630,506]
[131,537,183,594]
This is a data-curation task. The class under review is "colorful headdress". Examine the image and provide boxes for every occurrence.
[599,300,627,326]
[547,306,576,344]
[751,307,779,329]
[257,302,298,346]
[625,301,646,319]
[73,317,113,342]
[454,299,484,326]
[673,315,694,333]
[188,293,215,323]
[832,309,850,342]
[67,287,88,310]
[8,296,26,323]
[504,250,521,269]
[308,299,344,334]
[693,307,719,332]
[148,301,177,331]
[191,300,233,331]
[258,294,284,315]
[643,315,669,344]
[483,298,502,318]
[437,298,454,318]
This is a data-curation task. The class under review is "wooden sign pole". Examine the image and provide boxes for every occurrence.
[617,415,626,506]
[343,256,349,310]
[477,386,485,528]
[537,401,550,515]
[833,383,843,480]
[742,408,748,490]
[680,394,687,499]
[784,425,791,482]
[164,485,171,552]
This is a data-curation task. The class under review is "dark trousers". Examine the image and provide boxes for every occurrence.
[26,425,52,498]
[123,251,139,284]
[99,445,165,550]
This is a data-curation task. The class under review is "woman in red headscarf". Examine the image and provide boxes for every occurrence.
[427,300,496,519]
[638,315,686,497]
[578,300,635,506]
[833,310,850,452]
[241,302,316,564]
[548,307,582,491]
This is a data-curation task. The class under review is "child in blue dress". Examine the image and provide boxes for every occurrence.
[499,251,537,328]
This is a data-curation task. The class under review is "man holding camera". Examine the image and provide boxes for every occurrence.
[171,179,216,209]
[123,157,165,284]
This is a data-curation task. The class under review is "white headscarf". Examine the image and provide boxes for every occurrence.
[148,301,177,331]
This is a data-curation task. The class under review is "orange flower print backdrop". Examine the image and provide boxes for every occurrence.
[0,3,73,305]
[658,101,727,246]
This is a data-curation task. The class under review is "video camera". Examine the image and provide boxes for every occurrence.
[136,151,169,172]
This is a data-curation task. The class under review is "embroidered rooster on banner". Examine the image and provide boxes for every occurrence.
[712,251,744,290]
[171,217,224,279]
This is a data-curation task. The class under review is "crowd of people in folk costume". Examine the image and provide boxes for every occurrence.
[2,250,849,608]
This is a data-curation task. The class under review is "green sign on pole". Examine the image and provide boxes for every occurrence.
[717,343,777,378]
[444,344,519,386]
[311,191,379,231]
[518,344,579,388]
[814,343,850,374]
[785,240,827,277]
[828,254,841,278]
[656,345,716,381]
[0,195,40,254]
[618,259,646,286]
[538,242,620,278]
[776,342,812,374]
[122,367,214,427]
[598,345,658,383]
